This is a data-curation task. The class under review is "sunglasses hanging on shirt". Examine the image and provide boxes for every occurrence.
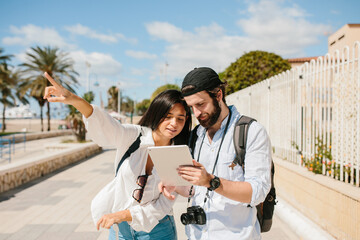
[132,174,148,203]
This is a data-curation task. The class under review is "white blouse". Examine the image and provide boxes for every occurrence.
[84,105,175,233]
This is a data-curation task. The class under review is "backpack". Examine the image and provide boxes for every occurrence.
[188,115,276,233]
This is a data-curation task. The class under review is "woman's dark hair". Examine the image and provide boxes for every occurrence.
[138,89,192,145]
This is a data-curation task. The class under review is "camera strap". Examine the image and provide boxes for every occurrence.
[186,109,232,207]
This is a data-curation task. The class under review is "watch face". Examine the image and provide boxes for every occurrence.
[211,176,220,189]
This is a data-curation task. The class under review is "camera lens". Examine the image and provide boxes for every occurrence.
[181,213,194,225]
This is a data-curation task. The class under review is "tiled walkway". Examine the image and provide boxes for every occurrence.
[0,144,300,240]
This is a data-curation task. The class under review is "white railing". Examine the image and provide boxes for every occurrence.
[227,41,360,187]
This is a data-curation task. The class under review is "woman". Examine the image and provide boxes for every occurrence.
[43,72,191,240]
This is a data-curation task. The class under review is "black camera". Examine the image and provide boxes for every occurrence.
[180,206,206,225]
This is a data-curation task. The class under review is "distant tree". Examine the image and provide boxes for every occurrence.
[83,91,95,103]
[0,63,16,132]
[66,91,94,142]
[21,46,78,131]
[18,76,47,131]
[120,96,134,114]
[0,48,12,64]
[136,99,150,116]
[0,49,28,132]
[222,51,291,95]
[107,86,118,111]
[150,84,180,101]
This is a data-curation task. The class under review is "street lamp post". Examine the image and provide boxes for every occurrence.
[133,93,137,116]
[94,80,103,108]
[117,82,121,114]
[85,61,91,93]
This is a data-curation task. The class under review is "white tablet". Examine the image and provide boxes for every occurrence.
[148,145,194,186]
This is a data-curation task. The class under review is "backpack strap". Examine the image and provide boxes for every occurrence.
[233,115,256,169]
[115,132,142,177]
[188,124,200,158]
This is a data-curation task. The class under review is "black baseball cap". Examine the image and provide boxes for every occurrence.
[181,67,223,97]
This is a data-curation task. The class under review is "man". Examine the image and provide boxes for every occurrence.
[160,67,272,240]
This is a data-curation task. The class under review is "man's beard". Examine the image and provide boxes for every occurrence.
[198,98,221,128]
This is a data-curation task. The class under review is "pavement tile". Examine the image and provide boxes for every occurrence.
[5,224,48,240]
[0,234,10,240]
[64,232,101,240]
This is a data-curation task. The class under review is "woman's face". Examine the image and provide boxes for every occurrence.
[155,103,187,141]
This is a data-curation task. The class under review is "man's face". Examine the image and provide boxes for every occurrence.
[184,91,221,128]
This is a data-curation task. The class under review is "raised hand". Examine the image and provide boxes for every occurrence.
[43,72,93,117]
[43,72,74,104]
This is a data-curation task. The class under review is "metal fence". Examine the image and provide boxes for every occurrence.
[0,133,27,163]
[226,41,360,187]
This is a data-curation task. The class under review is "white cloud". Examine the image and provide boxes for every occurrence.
[145,0,332,81]
[130,68,149,76]
[118,79,143,88]
[145,22,191,42]
[236,0,332,56]
[146,21,249,79]
[2,24,75,49]
[15,52,29,64]
[65,24,137,44]
[68,50,122,89]
[115,33,138,45]
[65,24,117,43]
[126,50,157,60]
[69,50,122,76]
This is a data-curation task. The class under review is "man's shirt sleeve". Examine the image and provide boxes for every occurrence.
[243,122,272,206]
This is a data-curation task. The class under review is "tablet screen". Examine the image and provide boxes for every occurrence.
[148,145,193,186]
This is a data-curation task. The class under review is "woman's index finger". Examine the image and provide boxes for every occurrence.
[43,72,60,87]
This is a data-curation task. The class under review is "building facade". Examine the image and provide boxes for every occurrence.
[328,23,360,55]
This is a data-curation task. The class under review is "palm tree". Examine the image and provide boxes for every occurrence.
[18,76,47,131]
[120,96,134,113]
[107,86,119,111]
[0,49,15,132]
[0,63,29,132]
[66,91,94,141]
[0,48,12,64]
[0,62,16,132]
[21,46,79,131]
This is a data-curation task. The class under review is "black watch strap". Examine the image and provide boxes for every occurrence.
[208,176,221,191]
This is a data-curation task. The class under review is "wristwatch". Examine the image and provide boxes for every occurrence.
[208,175,221,191]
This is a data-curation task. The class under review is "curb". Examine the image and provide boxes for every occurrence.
[1,130,73,144]
[0,142,102,193]
[276,196,336,240]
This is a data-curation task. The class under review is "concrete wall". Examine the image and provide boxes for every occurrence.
[275,157,360,240]
[0,142,102,193]
[1,130,73,143]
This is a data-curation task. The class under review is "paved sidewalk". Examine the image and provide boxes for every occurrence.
[173,195,300,240]
[0,135,77,166]
[0,143,302,240]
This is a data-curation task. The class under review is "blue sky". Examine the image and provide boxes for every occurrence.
[1,0,359,117]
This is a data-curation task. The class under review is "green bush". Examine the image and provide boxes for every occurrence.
[221,51,291,95]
